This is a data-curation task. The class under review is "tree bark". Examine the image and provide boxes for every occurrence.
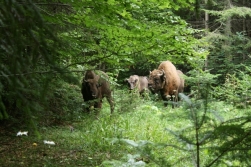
[224,0,232,62]
[204,0,209,71]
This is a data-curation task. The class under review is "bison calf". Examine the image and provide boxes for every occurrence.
[81,70,114,115]
[126,75,149,96]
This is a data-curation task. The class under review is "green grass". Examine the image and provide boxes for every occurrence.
[0,89,250,167]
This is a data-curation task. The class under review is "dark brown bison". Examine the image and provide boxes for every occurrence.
[81,70,114,114]
[148,61,181,108]
[126,75,148,95]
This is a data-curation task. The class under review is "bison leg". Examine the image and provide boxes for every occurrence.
[161,95,171,107]
[97,101,102,108]
[82,100,92,113]
[92,101,101,116]
[172,90,180,108]
[161,94,178,108]
[140,89,150,100]
[171,95,176,108]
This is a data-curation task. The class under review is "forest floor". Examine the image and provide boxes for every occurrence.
[0,98,173,167]
[0,96,247,167]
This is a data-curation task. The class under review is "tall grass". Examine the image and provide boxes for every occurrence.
[1,85,250,167]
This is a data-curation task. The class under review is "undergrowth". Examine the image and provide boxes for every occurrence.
[1,80,251,167]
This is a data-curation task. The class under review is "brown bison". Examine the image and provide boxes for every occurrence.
[81,70,114,114]
[126,75,148,95]
[148,61,181,108]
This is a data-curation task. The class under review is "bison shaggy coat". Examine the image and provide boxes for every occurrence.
[81,70,114,114]
[126,75,148,95]
[148,61,181,107]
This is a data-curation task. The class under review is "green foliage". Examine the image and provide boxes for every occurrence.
[1,82,251,166]
[0,0,207,129]
[41,79,84,125]
[115,88,147,113]
[205,7,251,22]
[206,32,251,82]
[164,78,251,166]
[2,0,251,166]
[198,1,251,85]
[50,0,206,76]
[0,0,76,134]
[213,66,251,108]
[184,59,220,99]
[0,0,59,124]
[0,92,172,166]
[106,65,251,166]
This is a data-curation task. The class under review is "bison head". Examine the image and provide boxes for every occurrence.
[85,79,101,98]
[148,69,166,93]
[126,75,139,90]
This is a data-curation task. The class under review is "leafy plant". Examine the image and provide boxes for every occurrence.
[213,65,251,108]
[164,68,251,167]
[0,0,64,136]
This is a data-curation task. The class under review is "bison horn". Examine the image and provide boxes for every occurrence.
[161,69,165,74]
[157,69,166,77]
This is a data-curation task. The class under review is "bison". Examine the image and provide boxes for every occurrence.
[81,70,114,114]
[126,75,148,96]
[148,61,181,108]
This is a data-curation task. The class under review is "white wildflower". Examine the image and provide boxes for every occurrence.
[16,131,28,136]
[43,140,56,145]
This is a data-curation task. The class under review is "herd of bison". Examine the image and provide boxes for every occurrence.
[81,60,185,114]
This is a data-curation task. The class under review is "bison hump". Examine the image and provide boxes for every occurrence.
[158,61,180,90]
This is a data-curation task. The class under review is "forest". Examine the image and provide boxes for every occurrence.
[1,0,251,166]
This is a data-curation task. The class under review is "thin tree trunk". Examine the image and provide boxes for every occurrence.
[204,0,209,30]
[242,0,246,62]
[224,0,232,62]
[225,0,232,36]
[204,0,209,71]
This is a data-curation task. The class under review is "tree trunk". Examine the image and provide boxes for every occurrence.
[204,0,209,71]
[224,0,232,62]
[224,0,232,36]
